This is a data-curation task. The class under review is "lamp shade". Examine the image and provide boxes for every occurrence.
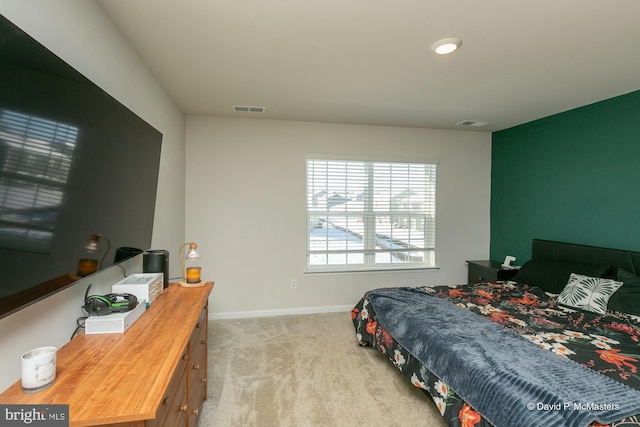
[185,243,201,260]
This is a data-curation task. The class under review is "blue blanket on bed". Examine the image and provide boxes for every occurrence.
[366,287,640,427]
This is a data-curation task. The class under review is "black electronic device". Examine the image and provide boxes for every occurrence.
[114,247,144,263]
[83,292,138,316]
[143,250,169,288]
[0,14,162,320]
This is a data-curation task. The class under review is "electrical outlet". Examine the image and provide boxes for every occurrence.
[290,279,297,289]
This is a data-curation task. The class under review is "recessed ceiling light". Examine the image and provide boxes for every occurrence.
[431,37,462,55]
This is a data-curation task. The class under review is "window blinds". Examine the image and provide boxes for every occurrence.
[306,156,436,271]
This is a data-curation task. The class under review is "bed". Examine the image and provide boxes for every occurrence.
[352,239,640,427]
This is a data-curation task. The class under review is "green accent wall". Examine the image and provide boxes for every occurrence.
[490,89,640,264]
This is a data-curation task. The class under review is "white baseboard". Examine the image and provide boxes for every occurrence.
[209,304,353,320]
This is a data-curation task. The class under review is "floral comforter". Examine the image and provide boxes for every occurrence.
[352,282,640,427]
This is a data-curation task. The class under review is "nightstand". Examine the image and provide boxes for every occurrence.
[467,260,519,284]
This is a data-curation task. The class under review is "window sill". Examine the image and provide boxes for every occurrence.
[304,266,440,276]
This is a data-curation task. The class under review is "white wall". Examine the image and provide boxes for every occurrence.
[0,0,185,391]
[0,1,492,392]
[186,117,491,318]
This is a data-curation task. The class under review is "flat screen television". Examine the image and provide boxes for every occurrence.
[0,14,162,319]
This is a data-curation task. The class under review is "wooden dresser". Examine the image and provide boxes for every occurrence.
[0,282,214,427]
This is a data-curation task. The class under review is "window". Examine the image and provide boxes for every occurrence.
[306,155,437,272]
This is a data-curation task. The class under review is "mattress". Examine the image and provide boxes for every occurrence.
[352,282,640,427]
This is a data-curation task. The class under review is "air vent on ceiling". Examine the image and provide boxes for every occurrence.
[456,120,489,127]
[233,105,266,113]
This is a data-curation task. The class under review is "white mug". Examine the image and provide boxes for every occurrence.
[21,346,57,393]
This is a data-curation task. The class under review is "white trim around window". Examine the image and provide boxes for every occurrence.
[306,154,438,273]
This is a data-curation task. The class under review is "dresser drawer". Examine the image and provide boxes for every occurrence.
[189,307,207,350]
[468,263,498,283]
[188,342,207,427]
[187,304,208,427]
[148,347,189,427]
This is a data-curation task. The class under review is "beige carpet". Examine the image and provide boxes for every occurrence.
[198,312,448,427]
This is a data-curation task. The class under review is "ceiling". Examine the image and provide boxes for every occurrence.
[98,0,640,132]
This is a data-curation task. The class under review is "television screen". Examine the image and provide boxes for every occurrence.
[0,14,162,319]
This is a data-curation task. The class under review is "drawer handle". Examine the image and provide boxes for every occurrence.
[179,404,188,412]
[201,339,208,345]
[162,397,170,406]
[201,378,207,383]
[193,364,201,370]
[182,353,188,361]
[192,408,200,416]
[196,322,202,329]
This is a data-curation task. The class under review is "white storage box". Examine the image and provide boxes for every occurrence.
[112,273,163,307]
[85,299,146,334]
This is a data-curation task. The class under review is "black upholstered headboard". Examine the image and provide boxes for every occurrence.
[531,239,640,276]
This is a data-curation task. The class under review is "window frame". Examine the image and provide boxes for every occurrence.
[305,153,438,273]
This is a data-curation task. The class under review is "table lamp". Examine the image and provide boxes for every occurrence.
[179,242,203,287]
